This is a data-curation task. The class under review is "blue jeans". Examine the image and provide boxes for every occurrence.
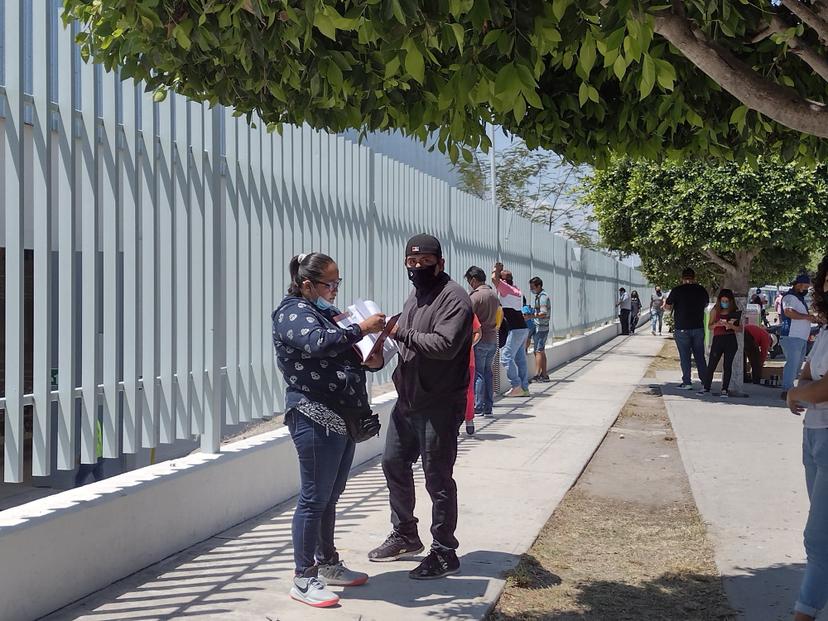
[674,328,708,386]
[474,342,497,415]
[782,336,809,390]
[287,410,355,575]
[502,328,530,390]
[651,309,663,333]
[797,428,828,617]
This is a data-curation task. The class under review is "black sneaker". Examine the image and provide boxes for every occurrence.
[368,531,424,562]
[466,421,475,436]
[409,549,460,580]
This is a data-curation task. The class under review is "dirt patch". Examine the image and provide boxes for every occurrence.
[644,339,681,378]
[488,362,734,621]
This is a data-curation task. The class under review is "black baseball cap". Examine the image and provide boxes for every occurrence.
[405,234,442,258]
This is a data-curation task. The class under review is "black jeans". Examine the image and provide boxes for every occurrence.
[287,410,355,575]
[619,309,631,335]
[382,404,463,551]
[705,334,738,391]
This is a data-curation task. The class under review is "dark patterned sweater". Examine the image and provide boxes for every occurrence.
[272,295,372,432]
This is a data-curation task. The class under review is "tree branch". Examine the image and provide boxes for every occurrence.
[753,14,828,84]
[703,249,738,274]
[654,11,828,139]
[781,0,828,45]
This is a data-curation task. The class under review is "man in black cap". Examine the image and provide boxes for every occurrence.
[368,234,473,579]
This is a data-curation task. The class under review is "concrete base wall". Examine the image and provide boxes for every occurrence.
[0,320,631,621]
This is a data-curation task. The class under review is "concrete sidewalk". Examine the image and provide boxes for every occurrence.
[661,373,809,621]
[45,335,663,621]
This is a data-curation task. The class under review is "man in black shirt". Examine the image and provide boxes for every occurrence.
[665,268,710,390]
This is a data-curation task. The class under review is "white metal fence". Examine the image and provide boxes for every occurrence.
[0,3,648,483]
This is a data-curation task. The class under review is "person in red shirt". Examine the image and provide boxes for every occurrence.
[744,323,771,384]
[466,315,482,435]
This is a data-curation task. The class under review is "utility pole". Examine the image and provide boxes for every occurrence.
[490,124,500,260]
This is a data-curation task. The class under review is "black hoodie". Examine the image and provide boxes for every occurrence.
[392,273,473,414]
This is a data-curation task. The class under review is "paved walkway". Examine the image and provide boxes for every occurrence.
[45,334,663,621]
[661,372,809,621]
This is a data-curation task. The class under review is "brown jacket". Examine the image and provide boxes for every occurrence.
[469,284,500,344]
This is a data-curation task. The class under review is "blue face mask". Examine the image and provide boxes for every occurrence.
[315,296,334,312]
[720,301,730,309]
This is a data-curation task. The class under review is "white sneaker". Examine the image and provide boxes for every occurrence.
[318,560,369,586]
[290,575,339,608]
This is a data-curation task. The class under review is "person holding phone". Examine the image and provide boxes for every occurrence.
[273,252,386,608]
[698,289,742,397]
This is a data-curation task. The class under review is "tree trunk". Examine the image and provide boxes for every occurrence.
[720,258,753,397]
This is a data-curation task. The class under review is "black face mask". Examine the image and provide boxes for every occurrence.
[408,265,440,291]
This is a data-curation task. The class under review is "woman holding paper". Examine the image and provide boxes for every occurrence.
[272,252,385,608]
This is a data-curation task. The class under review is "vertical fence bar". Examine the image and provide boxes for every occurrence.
[190,101,205,435]
[31,0,52,476]
[56,10,76,470]
[78,24,98,466]
[121,79,139,453]
[250,117,264,420]
[140,88,157,448]
[3,0,24,483]
[201,107,221,453]
[101,68,119,458]
[174,95,191,439]
[261,127,275,418]
[157,97,174,443]
[238,118,251,423]
[224,110,239,425]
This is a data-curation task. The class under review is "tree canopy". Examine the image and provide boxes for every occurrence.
[64,0,828,165]
[584,157,828,292]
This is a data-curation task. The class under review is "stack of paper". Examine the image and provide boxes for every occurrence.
[335,299,400,365]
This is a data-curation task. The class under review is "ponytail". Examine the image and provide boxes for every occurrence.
[288,252,334,296]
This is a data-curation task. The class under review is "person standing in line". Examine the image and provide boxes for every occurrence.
[464,266,500,418]
[523,301,536,355]
[698,289,742,397]
[465,315,482,436]
[664,268,710,390]
[629,291,642,334]
[528,277,552,382]
[369,235,472,580]
[492,262,530,397]
[650,286,665,335]
[273,252,386,608]
[744,323,771,384]
[786,256,828,621]
[616,287,631,335]
[782,274,814,400]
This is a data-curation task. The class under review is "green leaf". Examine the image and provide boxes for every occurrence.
[482,29,502,47]
[403,40,425,83]
[314,13,337,40]
[729,105,748,126]
[552,0,570,21]
[172,25,191,50]
[654,58,676,90]
[153,89,168,103]
[450,23,465,53]
[639,54,655,100]
[578,82,589,107]
[686,109,703,127]
[384,55,401,78]
[578,33,597,76]
[613,54,627,80]
[513,95,527,123]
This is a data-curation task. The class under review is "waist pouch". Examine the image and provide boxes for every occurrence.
[337,404,381,443]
